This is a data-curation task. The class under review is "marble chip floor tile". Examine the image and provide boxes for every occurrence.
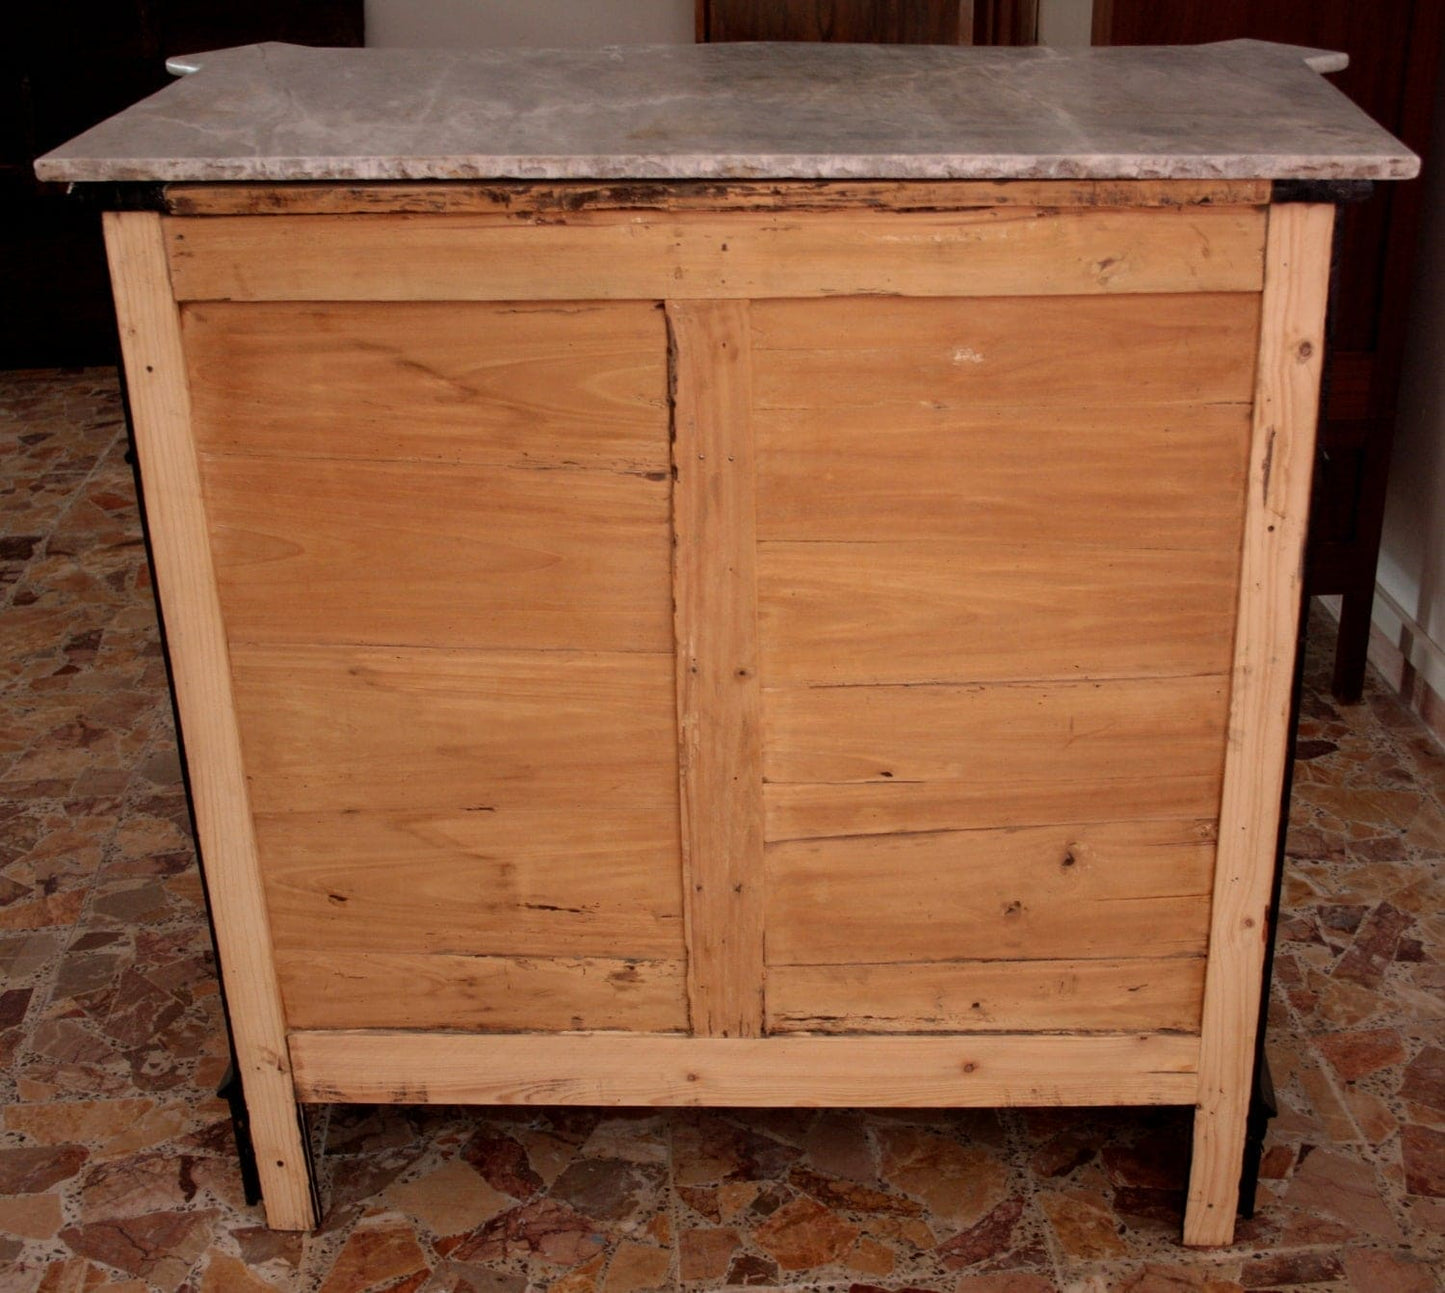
[1,365,1442,1292]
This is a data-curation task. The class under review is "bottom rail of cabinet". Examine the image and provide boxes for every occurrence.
[287,1029,1201,1108]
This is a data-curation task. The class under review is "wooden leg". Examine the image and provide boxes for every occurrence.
[1332,586,1374,703]
[1237,1054,1278,1219]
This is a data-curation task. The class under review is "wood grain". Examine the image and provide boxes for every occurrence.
[754,403,1252,549]
[751,293,1262,409]
[102,212,317,1231]
[669,300,766,1039]
[764,675,1230,847]
[767,957,1206,1034]
[277,951,687,1032]
[258,807,684,959]
[762,774,1225,843]
[183,300,668,471]
[289,1031,1201,1107]
[231,645,679,817]
[203,454,672,652]
[108,175,1314,1252]
[758,540,1239,685]
[1186,204,1335,1247]
[766,773,1225,844]
[162,178,1272,217]
[164,208,1265,302]
[763,674,1230,788]
[765,819,1215,964]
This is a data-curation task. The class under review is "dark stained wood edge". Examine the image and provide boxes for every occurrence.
[1090,0,1114,46]
[698,0,973,44]
[147,178,1273,218]
[1270,179,1372,204]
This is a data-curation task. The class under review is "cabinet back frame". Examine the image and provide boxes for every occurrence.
[101,182,1324,1249]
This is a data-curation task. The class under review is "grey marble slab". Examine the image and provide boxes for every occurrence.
[35,38,1417,185]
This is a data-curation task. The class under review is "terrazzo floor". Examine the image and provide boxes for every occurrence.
[1,366,1442,1292]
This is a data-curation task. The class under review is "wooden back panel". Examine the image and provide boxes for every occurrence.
[749,288,1259,1036]
[166,190,1268,1044]
[186,294,688,1034]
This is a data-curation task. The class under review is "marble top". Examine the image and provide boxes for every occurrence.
[35,39,1418,185]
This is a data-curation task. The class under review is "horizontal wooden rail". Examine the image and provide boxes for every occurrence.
[164,207,1266,301]
[161,178,1274,217]
[290,1030,1200,1107]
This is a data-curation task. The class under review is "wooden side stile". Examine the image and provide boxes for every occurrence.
[102,211,318,1230]
[1184,202,1335,1246]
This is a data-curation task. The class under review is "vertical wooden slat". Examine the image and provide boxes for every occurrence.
[669,299,766,1038]
[103,212,319,1231]
[1185,202,1335,1247]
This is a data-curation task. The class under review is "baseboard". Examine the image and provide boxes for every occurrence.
[1321,591,1445,746]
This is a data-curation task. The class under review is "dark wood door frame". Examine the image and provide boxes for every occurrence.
[696,1,1040,44]
[3,1,364,368]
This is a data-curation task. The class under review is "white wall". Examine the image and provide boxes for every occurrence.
[1039,0,1093,47]
[366,0,693,48]
[1375,63,1445,698]
[369,1,1096,49]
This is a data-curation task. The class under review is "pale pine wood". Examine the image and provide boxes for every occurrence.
[758,541,1239,685]
[750,293,1262,409]
[767,957,1206,1034]
[764,674,1230,788]
[202,454,672,652]
[1185,203,1336,1247]
[669,300,766,1039]
[755,403,1253,550]
[258,808,684,959]
[767,773,1225,844]
[765,819,1215,964]
[163,207,1264,302]
[230,645,680,817]
[183,301,668,471]
[289,1031,1200,1107]
[110,177,1317,1247]
[276,951,687,1032]
[162,178,1271,217]
[101,212,317,1231]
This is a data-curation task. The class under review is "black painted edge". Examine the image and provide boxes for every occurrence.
[67,182,171,212]
[1271,178,1374,204]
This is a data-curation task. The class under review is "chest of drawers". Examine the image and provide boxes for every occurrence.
[41,39,1415,1245]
